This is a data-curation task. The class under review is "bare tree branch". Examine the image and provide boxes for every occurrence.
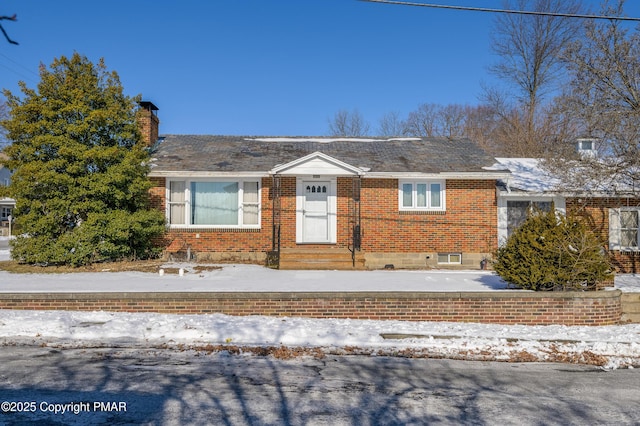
[327,109,370,137]
[0,14,18,45]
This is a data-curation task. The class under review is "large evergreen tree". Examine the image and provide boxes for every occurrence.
[1,53,165,266]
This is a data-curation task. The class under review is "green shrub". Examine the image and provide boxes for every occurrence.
[494,208,612,291]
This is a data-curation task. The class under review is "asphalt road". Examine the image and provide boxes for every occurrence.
[0,346,638,425]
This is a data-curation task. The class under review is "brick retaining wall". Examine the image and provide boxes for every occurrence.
[0,290,623,326]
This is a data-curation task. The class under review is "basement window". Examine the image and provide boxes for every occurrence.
[437,253,461,265]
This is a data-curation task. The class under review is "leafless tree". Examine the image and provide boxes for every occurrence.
[462,104,502,154]
[402,103,468,138]
[327,109,371,137]
[546,0,640,195]
[377,111,405,137]
[438,104,467,138]
[478,87,577,157]
[402,103,439,137]
[488,0,584,155]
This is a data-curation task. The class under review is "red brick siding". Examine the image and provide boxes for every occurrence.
[150,176,498,256]
[277,176,297,248]
[137,108,159,147]
[567,197,640,273]
[0,291,622,325]
[149,177,165,212]
[360,179,497,253]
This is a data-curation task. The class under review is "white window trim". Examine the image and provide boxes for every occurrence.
[166,178,261,229]
[497,195,566,246]
[398,180,446,212]
[609,207,640,251]
[1,206,12,220]
[437,253,462,264]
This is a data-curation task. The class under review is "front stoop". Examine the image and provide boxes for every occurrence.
[621,293,640,323]
[278,248,366,270]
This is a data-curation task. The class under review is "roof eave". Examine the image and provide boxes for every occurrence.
[366,171,511,179]
[148,171,269,178]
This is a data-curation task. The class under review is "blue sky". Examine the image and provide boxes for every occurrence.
[2,0,640,136]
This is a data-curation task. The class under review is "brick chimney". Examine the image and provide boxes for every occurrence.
[138,101,160,147]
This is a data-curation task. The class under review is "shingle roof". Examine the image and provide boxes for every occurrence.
[150,135,500,174]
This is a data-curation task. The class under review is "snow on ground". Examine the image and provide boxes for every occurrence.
[0,235,12,262]
[0,265,512,293]
[0,309,639,370]
[1,237,639,369]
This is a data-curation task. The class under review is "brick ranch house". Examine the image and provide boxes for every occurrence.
[141,103,510,269]
[141,104,640,273]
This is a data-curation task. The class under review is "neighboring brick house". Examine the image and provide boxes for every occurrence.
[142,104,510,269]
[491,156,640,273]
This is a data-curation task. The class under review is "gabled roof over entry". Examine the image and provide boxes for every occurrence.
[270,151,365,176]
[149,135,508,178]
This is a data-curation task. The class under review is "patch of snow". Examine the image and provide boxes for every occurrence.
[0,266,512,293]
[0,309,638,369]
[247,137,421,143]
[486,158,560,192]
[613,274,640,292]
[0,264,638,368]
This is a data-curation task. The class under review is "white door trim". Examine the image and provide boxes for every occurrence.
[296,178,337,244]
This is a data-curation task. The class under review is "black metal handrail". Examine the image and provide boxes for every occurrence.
[349,177,362,267]
[268,175,282,269]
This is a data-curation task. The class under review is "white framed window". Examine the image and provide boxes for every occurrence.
[438,253,461,264]
[399,180,445,211]
[1,207,12,220]
[167,179,261,228]
[610,208,640,250]
[242,181,259,225]
[168,181,186,225]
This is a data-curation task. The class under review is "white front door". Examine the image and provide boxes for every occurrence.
[302,182,330,243]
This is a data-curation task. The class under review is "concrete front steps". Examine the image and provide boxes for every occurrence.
[278,248,366,270]
[621,293,640,323]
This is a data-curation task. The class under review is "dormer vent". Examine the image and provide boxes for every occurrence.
[576,138,597,159]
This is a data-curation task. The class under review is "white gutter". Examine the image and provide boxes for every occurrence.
[150,170,511,180]
[364,171,512,180]
[149,171,269,178]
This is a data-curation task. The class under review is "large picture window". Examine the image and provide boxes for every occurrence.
[399,180,445,211]
[167,179,260,228]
